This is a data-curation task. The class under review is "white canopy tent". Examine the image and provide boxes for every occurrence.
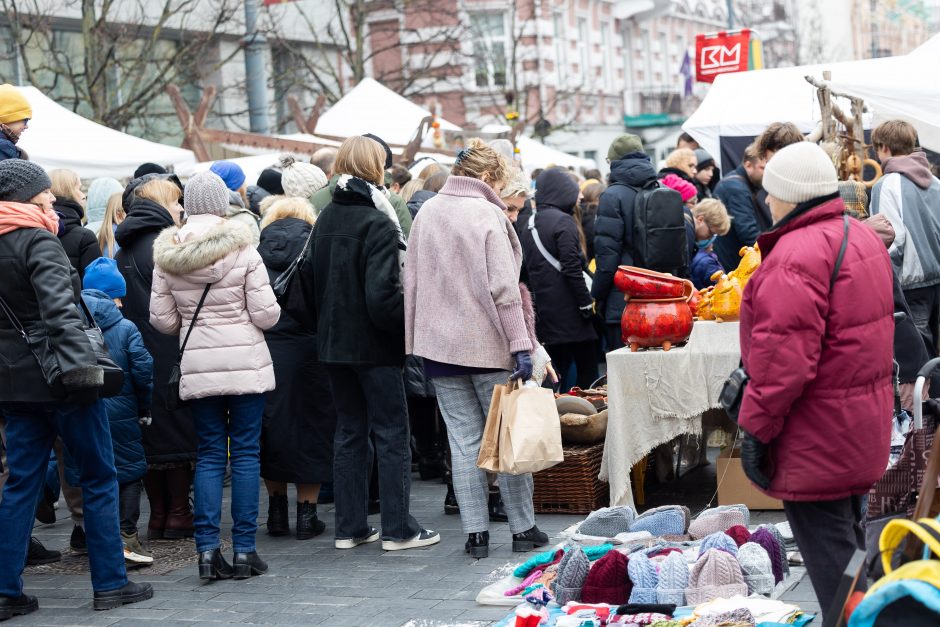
[517,136,596,175]
[15,86,196,179]
[682,34,940,171]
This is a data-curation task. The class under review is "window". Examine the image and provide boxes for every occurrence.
[553,12,566,86]
[470,13,507,88]
[577,17,589,75]
[660,33,670,86]
[622,28,633,88]
[600,22,611,90]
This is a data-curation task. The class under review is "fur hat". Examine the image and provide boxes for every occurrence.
[699,532,739,557]
[210,160,247,192]
[553,546,590,606]
[762,141,838,204]
[578,507,636,538]
[0,84,32,124]
[280,156,328,200]
[0,159,51,203]
[627,552,658,604]
[631,506,687,537]
[750,528,785,584]
[656,551,688,606]
[725,525,752,547]
[737,542,774,596]
[685,549,748,606]
[689,509,747,540]
[184,171,230,217]
[581,550,631,605]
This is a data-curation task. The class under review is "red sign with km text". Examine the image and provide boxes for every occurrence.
[695,30,751,83]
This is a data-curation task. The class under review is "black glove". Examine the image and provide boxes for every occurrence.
[65,387,99,407]
[510,351,533,381]
[741,432,773,490]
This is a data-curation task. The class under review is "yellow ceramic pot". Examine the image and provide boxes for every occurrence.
[710,272,743,322]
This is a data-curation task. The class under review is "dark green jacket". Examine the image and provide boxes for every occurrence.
[311,175,412,239]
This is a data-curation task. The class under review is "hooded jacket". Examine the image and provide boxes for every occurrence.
[870,151,940,290]
[312,174,413,238]
[406,190,436,219]
[520,168,596,345]
[81,288,151,483]
[54,198,101,279]
[592,152,660,323]
[224,190,261,245]
[714,164,773,272]
[150,215,280,400]
[739,195,893,501]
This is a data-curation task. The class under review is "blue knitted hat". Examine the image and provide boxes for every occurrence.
[578,506,636,538]
[631,506,686,537]
[210,160,247,191]
[627,551,658,604]
[656,551,688,606]
[699,531,739,558]
[83,257,126,298]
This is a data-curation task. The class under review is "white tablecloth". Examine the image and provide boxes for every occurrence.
[599,321,742,508]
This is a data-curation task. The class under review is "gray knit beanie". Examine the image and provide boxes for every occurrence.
[578,506,636,538]
[280,156,328,199]
[762,141,838,204]
[184,171,230,217]
[553,546,590,606]
[627,551,658,604]
[656,551,688,606]
[631,506,687,537]
[0,159,52,203]
[738,542,775,596]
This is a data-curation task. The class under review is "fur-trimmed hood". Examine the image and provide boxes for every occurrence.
[153,215,254,280]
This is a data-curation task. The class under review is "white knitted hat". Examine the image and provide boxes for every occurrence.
[280,156,328,199]
[738,542,775,596]
[762,141,839,204]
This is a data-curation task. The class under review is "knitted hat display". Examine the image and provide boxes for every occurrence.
[724,525,752,547]
[631,506,687,537]
[608,134,644,161]
[280,156,328,200]
[579,507,636,538]
[696,504,751,528]
[83,257,127,298]
[183,171,230,217]
[656,552,688,606]
[581,550,631,605]
[684,549,748,606]
[737,542,774,596]
[757,524,790,578]
[689,510,747,540]
[210,160,247,192]
[627,552,658,604]
[553,546,590,606]
[0,159,52,203]
[762,141,838,204]
[749,528,785,584]
[0,84,32,124]
[699,532,739,557]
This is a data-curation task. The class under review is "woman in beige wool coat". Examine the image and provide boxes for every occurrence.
[150,171,280,582]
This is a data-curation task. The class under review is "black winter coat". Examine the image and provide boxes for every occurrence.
[0,226,101,403]
[592,152,660,323]
[114,198,197,465]
[713,165,773,271]
[54,199,101,279]
[257,218,335,483]
[304,180,406,366]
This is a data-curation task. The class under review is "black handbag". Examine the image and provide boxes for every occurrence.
[272,226,316,328]
[165,283,212,412]
[78,297,123,398]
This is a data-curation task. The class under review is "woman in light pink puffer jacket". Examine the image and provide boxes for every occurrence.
[150,171,280,582]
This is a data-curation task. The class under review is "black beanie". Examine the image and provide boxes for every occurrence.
[363,133,393,170]
[257,168,284,195]
[0,159,52,203]
[133,162,167,179]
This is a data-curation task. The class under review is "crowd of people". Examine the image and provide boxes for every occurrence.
[1,75,939,623]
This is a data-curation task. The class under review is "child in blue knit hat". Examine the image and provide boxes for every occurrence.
[81,256,155,565]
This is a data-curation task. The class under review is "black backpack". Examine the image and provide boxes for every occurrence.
[629,181,689,273]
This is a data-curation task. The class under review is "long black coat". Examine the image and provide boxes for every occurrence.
[114,197,197,465]
[257,218,335,483]
[591,153,660,324]
[0,225,101,402]
[54,199,101,279]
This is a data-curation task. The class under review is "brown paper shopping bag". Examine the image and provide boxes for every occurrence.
[476,380,511,472]
[498,381,564,475]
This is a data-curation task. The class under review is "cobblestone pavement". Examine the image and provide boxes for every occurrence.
[22,467,819,626]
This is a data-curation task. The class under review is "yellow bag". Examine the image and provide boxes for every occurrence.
[476,381,510,473]
[498,381,564,475]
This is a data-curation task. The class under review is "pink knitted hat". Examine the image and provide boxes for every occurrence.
[661,173,697,202]
[685,548,748,605]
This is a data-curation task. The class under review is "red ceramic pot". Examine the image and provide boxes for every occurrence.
[614,266,688,300]
[621,297,694,352]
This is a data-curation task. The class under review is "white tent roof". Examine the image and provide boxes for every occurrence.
[682,34,940,171]
[314,78,461,147]
[15,86,196,179]
[517,136,596,175]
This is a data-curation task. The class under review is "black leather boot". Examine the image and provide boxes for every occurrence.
[444,483,459,515]
[464,531,489,559]
[93,581,154,610]
[296,501,326,540]
[512,525,549,552]
[198,548,233,581]
[0,594,38,621]
[488,491,508,523]
[266,494,289,537]
[233,551,268,579]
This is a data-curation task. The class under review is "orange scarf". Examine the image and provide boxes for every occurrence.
[0,201,59,236]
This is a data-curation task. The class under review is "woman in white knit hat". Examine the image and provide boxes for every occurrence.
[736,141,894,619]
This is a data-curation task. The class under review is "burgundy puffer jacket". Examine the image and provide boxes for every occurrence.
[739,195,893,502]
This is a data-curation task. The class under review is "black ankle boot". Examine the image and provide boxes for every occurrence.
[198,548,233,580]
[488,491,508,523]
[464,531,489,559]
[296,501,326,540]
[233,551,268,579]
[444,483,459,515]
[267,494,289,537]
[512,525,549,552]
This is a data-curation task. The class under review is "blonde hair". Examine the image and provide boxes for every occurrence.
[49,169,82,204]
[136,178,182,210]
[664,148,697,177]
[260,196,316,230]
[97,193,125,257]
[258,194,282,217]
[693,198,731,236]
[418,163,446,180]
[399,178,424,203]
[500,174,529,200]
[451,138,512,188]
[334,136,386,186]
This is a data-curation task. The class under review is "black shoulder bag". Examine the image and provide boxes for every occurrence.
[271,226,316,328]
[720,214,850,423]
[165,284,212,411]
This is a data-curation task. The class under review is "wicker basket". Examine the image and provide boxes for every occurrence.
[532,442,609,514]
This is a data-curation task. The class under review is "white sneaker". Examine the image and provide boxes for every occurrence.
[123,546,154,564]
[122,532,154,564]
[381,529,441,551]
[335,528,380,550]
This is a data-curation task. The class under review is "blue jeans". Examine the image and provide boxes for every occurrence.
[0,401,127,595]
[189,393,265,553]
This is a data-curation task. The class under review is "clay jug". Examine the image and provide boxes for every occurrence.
[710,272,742,322]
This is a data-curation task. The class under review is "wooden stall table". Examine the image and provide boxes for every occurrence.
[599,321,741,508]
